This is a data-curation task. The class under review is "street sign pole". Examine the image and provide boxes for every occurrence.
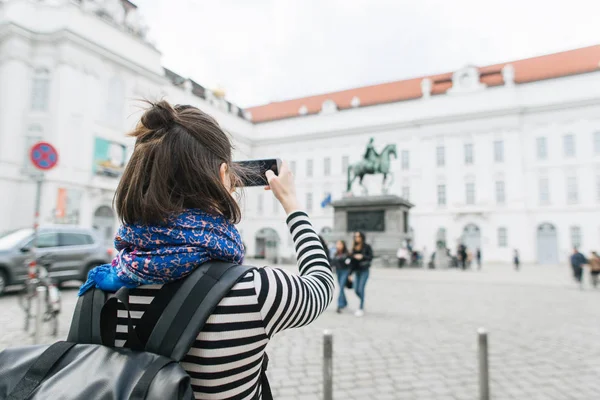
[28,142,58,342]
[32,176,43,256]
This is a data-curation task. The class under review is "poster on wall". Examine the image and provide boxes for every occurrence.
[93,137,127,178]
[55,187,83,224]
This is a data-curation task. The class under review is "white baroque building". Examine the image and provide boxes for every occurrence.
[1,0,599,265]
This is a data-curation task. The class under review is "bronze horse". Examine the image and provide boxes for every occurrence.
[347,144,397,193]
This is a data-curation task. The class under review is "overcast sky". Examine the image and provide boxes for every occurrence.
[140,0,600,107]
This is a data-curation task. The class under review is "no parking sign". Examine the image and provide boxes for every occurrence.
[30,142,58,171]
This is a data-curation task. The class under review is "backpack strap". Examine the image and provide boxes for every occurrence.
[145,261,255,361]
[67,288,105,344]
[7,341,76,400]
[129,357,176,400]
[261,354,273,400]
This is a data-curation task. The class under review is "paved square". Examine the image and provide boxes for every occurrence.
[1,263,598,400]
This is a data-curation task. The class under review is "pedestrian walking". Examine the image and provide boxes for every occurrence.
[476,247,482,269]
[396,245,409,268]
[77,101,335,399]
[513,249,520,271]
[350,231,373,317]
[459,244,467,270]
[570,247,588,289]
[333,240,352,313]
[588,251,600,288]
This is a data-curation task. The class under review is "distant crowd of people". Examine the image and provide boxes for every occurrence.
[423,244,483,270]
[317,235,600,320]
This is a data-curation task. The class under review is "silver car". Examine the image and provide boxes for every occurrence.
[0,226,113,295]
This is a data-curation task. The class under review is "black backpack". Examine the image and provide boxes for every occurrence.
[0,261,273,400]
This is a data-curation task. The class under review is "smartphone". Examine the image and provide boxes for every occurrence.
[234,158,282,187]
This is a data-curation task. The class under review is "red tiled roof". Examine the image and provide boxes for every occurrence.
[246,45,600,123]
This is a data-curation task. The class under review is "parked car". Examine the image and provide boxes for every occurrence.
[0,225,113,295]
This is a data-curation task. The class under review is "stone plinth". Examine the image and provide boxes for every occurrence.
[331,195,413,265]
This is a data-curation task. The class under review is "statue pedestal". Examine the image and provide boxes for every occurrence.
[434,248,451,269]
[331,195,413,267]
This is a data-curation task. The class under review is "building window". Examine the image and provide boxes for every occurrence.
[567,176,578,204]
[436,146,445,167]
[324,157,331,176]
[402,186,410,200]
[464,143,473,164]
[497,227,507,247]
[563,134,575,157]
[257,193,263,215]
[466,182,475,205]
[342,156,349,173]
[495,181,505,204]
[31,68,50,111]
[494,140,504,162]
[401,150,409,170]
[570,226,582,248]
[594,131,600,154]
[306,159,313,177]
[437,184,446,206]
[306,192,313,212]
[106,76,125,125]
[539,177,550,205]
[289,161,296,175]
[536,137,547,160]
[24,125,43,174]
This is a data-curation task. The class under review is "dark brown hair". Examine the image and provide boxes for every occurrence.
[353,231,366,252]
[336,240,348,256]
[114,100,243,225]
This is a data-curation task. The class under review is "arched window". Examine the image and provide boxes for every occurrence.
[436,227,446,248]
[320,99,337,114]
[31,68,50,111]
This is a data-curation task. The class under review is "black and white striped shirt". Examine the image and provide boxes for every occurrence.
[114,211,334,399]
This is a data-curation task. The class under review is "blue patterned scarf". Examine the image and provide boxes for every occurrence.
[78,210,244,296]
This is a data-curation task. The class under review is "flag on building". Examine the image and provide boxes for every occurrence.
[321,193,332,208]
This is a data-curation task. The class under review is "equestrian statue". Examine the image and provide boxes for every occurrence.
[347,138,397,193]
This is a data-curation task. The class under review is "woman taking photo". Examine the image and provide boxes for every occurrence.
[80,101,334,399]
[332,240,352,313]
[350,231,373,317]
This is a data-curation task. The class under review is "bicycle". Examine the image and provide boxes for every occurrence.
[18,254,61,337]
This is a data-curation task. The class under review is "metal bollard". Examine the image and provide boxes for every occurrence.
[323,330,333,400]
[478,328,490,400]
[34,286,47,344]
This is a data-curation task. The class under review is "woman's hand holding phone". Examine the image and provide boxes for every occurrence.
[265,161,300,214]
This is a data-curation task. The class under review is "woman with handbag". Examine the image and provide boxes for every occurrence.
[351,231,373,317]
[332,240,352,313]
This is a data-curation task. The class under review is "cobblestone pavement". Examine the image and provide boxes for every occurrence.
[1,263,599,400]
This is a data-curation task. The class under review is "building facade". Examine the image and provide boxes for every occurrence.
[1,0,599,265]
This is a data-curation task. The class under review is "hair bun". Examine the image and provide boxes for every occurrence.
[141,100,176,130]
